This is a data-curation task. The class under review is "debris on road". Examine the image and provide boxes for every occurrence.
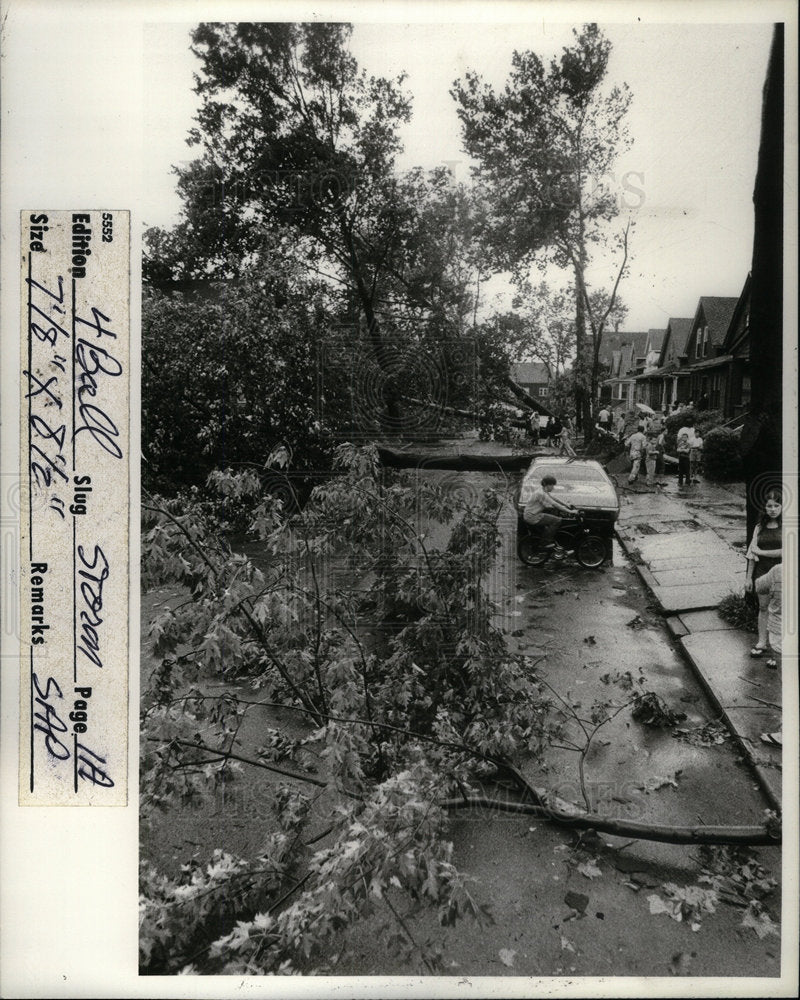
[637,772,683,793]
[564,890,589,914]
[632,692,687,728]
[672,721,729,747]
[577,860,603,879]
[647,882,719,931]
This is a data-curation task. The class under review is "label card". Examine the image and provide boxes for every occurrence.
[20,210,129,806]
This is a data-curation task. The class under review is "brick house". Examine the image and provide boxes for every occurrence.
[511,361,552,401]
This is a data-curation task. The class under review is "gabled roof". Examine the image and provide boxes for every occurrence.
[619,332,649,374]
[697,296,739,346]
[596,332,629,368]
[659,318,694,365]
[511,361,550,384]
[721,274,752,355]
[645,329,666,355]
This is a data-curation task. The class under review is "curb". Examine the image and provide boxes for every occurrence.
[615,526,782,812]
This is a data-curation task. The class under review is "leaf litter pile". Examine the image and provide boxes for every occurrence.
[644,845,779,939]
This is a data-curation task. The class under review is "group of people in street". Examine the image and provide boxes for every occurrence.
[528,412,577,457]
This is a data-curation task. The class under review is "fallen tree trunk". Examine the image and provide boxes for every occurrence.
[441,795,780,846]
[376,446,533,472]
[168,734,780,848]
[503,375,557,418]
[401,394,541,428]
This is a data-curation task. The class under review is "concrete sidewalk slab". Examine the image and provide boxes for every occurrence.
[648,555,721,571]
[617,476,781,810]
[650,581,747,613]
[679,630,781,809]
[679,610,738,632]
[653,566,739,587]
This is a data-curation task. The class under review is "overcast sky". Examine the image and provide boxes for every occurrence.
[143,20,774,331]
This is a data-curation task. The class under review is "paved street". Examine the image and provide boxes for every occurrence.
[340,461,781,977]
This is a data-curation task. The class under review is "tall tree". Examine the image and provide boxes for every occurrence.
[452,24,633,434]
[153,22,416,423]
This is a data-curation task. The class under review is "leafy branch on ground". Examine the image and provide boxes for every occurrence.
[140,443,549,972]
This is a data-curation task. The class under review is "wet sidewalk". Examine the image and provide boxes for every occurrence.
[613,475,782,810]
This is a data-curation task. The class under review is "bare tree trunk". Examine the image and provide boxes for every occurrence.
[574,275,587,433]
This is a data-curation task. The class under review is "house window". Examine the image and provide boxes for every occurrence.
[538,386,549,397]
[710,372,723,410]
[741,374,751,408]
[695,328,702,358]
[703,328,710,358]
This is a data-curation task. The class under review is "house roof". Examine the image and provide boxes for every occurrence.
[646,329,666,354]
[597,331,648,368]
[697,296,739,346]
[511,361,550,384]
[620,332,649,374]
[722,274,752,355]
[660,318,694,364]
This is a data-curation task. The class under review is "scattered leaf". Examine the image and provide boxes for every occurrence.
[637,773,681,793]
[498,948,516,968]
[648,894,672,916]
[583,635,597,645]
[560,935,576,953]
[741,902,780,939]
[577,860,602,880]
[632,692,687,728]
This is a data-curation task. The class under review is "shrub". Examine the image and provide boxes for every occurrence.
[717,591,757,633]
[702,427,742,481]
[663,407,724,458]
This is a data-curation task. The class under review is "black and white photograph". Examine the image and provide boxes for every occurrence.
[137,13,792,982]
[0,1,797,997]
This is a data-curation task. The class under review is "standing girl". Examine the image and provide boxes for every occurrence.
[745,489,783,658]
[558,417,577,458]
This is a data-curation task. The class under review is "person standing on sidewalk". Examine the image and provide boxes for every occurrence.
[645,431,660,487]
[676,415,695,487]
[626,426,647,483]
[558,417,577,458]
[745,490,783,658]
[755,562,782,669]
[757,562,783,747]
[689,432,704,484]
[528,410,540,446]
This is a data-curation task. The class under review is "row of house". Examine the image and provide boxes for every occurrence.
[598,275,751,420]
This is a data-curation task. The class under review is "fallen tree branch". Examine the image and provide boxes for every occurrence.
[440,796,780,846]
[147,736,779,847]
[502,375,557,418]
[376,446,532,472]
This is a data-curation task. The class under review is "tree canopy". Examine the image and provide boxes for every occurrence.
[452,24,633,430]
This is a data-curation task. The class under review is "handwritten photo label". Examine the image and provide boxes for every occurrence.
[20,210,129,806]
